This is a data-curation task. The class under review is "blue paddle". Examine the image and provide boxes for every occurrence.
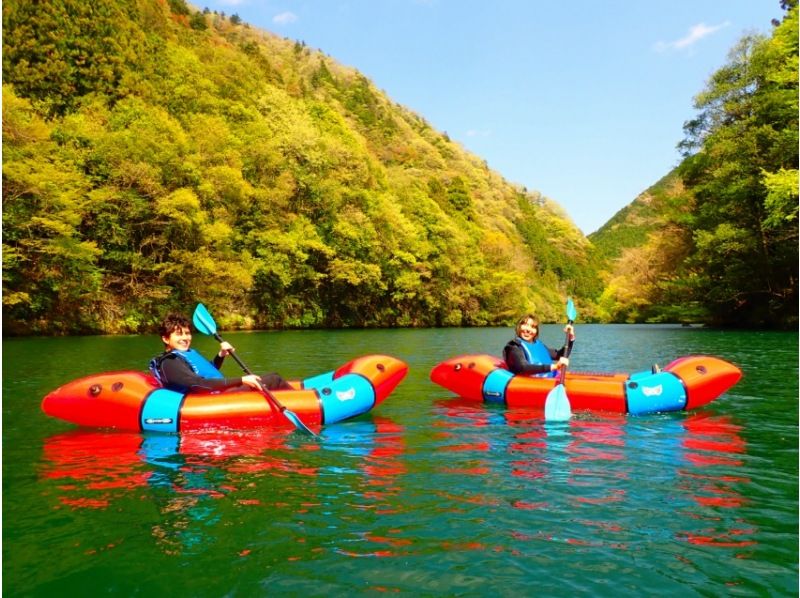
[192,303,317,436]
[544,297,577,421]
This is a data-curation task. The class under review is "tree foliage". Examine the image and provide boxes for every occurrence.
[3,0,794,334]
[590,3,797,329]
[675,5,798,328]
[2,0,592,335]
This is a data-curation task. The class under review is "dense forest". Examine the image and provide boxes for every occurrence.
[591,2,798,329]
[2,0,797,335]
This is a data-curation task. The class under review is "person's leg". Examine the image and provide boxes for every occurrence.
[259,373,292,390]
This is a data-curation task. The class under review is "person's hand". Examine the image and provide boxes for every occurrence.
[218,341,235,358]
[241,374,263,391]
[550,357,570,371]
[564,324,575,341]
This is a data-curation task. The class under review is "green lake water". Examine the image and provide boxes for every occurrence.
[3,325,798,596]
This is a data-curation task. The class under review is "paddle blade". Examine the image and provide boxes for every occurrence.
[566,297,578,322]
[261,389,317,437]
[544,383,572,421]
[282,407,318,437]
[192,303,218,336]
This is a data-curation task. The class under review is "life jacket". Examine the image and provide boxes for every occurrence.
[517,337,557,378]
[149,349,223,386]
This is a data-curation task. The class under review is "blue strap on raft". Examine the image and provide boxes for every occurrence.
[304,372,376,424]
[140,388,184,433]
[626,370,687,415]
[482,369,514,404]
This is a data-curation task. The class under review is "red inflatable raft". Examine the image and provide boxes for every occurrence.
[430,354,741,415]
[43,354,407,433]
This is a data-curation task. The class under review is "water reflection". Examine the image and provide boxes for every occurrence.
[676,413,755,550]
[432,398,754,558]
[40,431,151,509]
[39,418,407,557]
[38,405,754,568]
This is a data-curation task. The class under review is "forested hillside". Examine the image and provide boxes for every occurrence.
[2,0,598,335]
[3,0,796,335]
[590,3,798,329]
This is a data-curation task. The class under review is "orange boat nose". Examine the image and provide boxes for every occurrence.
[665,356,743,410]
[42,372,157,431]
[336,354,408,405]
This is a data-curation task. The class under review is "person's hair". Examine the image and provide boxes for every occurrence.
[515,314,539,339]
[159,313,192,340]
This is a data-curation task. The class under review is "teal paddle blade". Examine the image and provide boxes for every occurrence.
[566,297,577,322]
[276,401,318,437]
[544,383,572,421]
[192,303,217,336]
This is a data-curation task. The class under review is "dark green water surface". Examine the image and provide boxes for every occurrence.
[3,325,798,596]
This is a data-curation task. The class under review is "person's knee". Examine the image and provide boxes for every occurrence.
[260,373,291,390]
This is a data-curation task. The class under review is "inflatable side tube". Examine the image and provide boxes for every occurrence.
[482,368,514,404]
[318,373,376,424]
[625,371,687,415]
[302,370,335,390]
[140,388,186,433]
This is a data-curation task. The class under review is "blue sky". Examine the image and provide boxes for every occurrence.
[201,0,782,234]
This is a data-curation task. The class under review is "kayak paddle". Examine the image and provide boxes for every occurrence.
[544,297,577,421]
[192,303,317,436]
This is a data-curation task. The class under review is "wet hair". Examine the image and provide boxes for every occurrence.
[159,313,192,340]
[515,314,540,339]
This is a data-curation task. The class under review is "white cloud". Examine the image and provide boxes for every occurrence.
[653,21,730,53]
[466,128,492,138]
[272,11,298,25]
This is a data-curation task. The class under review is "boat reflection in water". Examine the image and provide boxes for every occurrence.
[432,398,753,557]
[39,417,406,556]
[39,403,752,563]
[676,414,755,549]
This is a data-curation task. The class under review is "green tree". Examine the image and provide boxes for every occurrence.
[2,0,149,116]
[1,0,601,335]
[2,87,102,333]
[676,6,798,327]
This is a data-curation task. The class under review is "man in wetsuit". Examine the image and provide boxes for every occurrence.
[150,314,291,393]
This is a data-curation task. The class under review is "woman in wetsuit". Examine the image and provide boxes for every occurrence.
[503,314,574,376]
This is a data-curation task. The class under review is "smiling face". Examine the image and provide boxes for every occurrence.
[516,315,539,342]
[162,325,192,352]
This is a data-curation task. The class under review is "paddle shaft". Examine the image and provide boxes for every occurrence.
[211,332,289,415]
[194,304,316,435]
[213,332,254,374]
[558,318,575,385]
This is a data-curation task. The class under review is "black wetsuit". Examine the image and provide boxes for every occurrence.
[152,351,291,393]
[503,338,566,375]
